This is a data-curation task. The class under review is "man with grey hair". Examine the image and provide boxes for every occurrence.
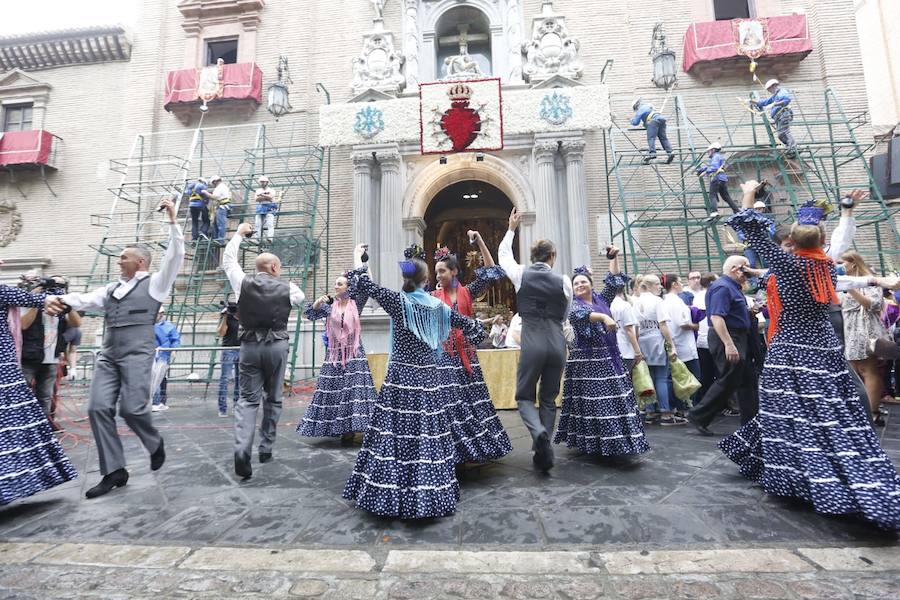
[47,198,184,498]
[687,254,759,435]
[223,222,305,479]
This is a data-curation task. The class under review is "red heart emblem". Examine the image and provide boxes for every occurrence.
[440,101,482,152]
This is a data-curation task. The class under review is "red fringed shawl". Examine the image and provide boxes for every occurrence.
[432,284,476,374]
[766,247,838,343]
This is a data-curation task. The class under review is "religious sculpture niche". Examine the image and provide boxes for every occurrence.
[351,23,406,95]
[521,1,583,84]
[0,197,22,247]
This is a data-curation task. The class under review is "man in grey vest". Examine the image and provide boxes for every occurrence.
[498,208,572,472]
[49,198,184,498]
[223,223,305,479]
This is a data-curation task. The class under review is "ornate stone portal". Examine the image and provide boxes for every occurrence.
[521,1,584,84]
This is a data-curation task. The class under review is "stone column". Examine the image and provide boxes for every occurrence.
[403,0,420,88]
[402,217,426,249]
[561,138,591,270]
[352,152,375,263]
[378,149,403,292]
[532,139,561,252]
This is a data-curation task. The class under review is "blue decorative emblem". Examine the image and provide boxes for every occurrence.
[539,91,573,126]
[354,105,385,139]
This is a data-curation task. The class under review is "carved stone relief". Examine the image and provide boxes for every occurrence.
[522,1,584,84]
[0,198,23,247]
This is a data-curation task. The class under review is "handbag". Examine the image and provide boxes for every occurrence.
[670,357,702,405]
[861,300,891,358]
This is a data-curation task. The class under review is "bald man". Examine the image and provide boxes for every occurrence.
[687,255,759,435]
[223,222,305,479]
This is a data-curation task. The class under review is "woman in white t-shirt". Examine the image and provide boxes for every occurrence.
[633,275,684,426]
[610,287,642,371]
[661,274,701,406]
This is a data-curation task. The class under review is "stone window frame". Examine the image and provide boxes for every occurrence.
[0,69,51,132]
[711,0,757,21]
[178,0,264,69]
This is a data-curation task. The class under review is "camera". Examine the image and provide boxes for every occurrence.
[840,196,855,209]
[325,295,335,305]
[754,180,772,202]
[219,300,238,315]
[18,275,66,293]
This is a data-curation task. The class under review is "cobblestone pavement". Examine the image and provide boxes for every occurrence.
[1,384,898,598]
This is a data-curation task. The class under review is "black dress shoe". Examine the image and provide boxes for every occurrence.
[235,452,252,479]
[259,452,273,463]
[687,413,715,436]
[85,468,129,499]
[150,438,166,471]
[534,432,554,472]
[340,433,355,447]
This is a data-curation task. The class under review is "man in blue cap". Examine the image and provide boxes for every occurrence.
[631,98,675,165]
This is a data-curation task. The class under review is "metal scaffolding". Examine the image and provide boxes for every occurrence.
[604,87,900,275]
[84,118,328,384]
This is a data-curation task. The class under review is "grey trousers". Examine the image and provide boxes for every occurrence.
[234,338,288,459]
[21,361,55,417]
[515,319,567,447]
[88,326,162,475]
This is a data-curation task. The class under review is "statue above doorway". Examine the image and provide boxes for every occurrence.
[521,1,584,84]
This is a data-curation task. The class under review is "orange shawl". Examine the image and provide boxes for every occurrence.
[765,247,838,343]
[432,284,476,374]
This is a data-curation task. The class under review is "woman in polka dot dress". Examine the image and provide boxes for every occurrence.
[720,181,900,530]
[343,245,485,518]
[0,284,78,505]
[554,247,650,456]
[297,246,377,446]
[432,232,512,464]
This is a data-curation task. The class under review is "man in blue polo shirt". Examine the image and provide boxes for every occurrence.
[755,79,797,156]
[687,255,759,435]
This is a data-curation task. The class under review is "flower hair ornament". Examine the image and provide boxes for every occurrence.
[399,243,426,277]
[796,198,833,226]
[573,265,593,278]
[434,246,453,262]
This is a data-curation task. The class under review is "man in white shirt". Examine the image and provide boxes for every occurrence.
[253,175,278,243]
[499,208,572,472]
[661,275,701,407]
[687,271,702,294]
[694,272,717,400]
[223,223,305,478]
[209,175,232,243]
[48,199,184,498]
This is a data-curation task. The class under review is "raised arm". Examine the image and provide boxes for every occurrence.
[349,270,404,321]
[726,180,793,276]
[468,230,495,268]
[450,309,486,346]
[304,299,331,321]
[0,285,49,309]
[149,198,186,302]
[499,209,525,291]
[827,190,866,261]
[288,283,306,306]
[599,246,627,305]
[223,224,250,299]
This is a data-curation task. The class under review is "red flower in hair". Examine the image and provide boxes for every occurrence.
[434,246,452,261]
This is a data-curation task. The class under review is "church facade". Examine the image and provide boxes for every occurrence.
[0,1,878,327]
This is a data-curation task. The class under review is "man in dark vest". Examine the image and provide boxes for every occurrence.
[223,222,306,479]
[498,208,572,472]
[49,198,184,498]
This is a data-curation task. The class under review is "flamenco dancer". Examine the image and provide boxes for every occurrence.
[555,248,650,456]
[343,244,485,518]
[297,245,377,446]
[432,232,512,463]
[0,284,77,505]
[720,180,900,530]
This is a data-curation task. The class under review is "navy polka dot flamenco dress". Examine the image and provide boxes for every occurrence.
[297,267,377,438]
[719,209,900,530]
[554,273,650,456]
[0,286,77,505]
[342,272,486,519]
[434,265,512,464]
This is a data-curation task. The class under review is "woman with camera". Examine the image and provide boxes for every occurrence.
[297,245,377,446]
[431,232,512,464]
[719,181,900,531]
[554,247,650,456]
[0,282,77,505]
[342,243,485,518]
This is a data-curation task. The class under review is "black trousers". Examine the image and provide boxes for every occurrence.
[689,328,758,427]
[709,179,740,213]
[697,347,717,401]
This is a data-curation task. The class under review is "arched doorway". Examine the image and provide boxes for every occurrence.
[424,180,517,313]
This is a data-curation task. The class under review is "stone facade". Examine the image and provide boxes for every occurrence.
[0,1,879,351]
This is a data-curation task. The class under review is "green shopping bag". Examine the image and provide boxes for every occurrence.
[631,360,656,410]
[670,357,701,405]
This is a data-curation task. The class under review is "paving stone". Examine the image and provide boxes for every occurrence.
[181,547,376,573]
[0,542,52,564]
[460,507,543,544]
[597,549,812,575]
[797,546,900,571]
[383,551,597,574]
[608,575,670,600]
[230,573,292,594]
[387,579,437,599]
[36,542,191,568]
[325,579,379,600]
[442,578,495,598]
[554,578,611,600]
[290,578,330,597]
[785,578,852,600]
[500,580,554,599]
[178,574,234,593]
[729,577,791,599]
[850,575,900,600]
[668,576,723,599]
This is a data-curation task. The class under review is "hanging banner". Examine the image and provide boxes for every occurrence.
[419,77,503,155]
